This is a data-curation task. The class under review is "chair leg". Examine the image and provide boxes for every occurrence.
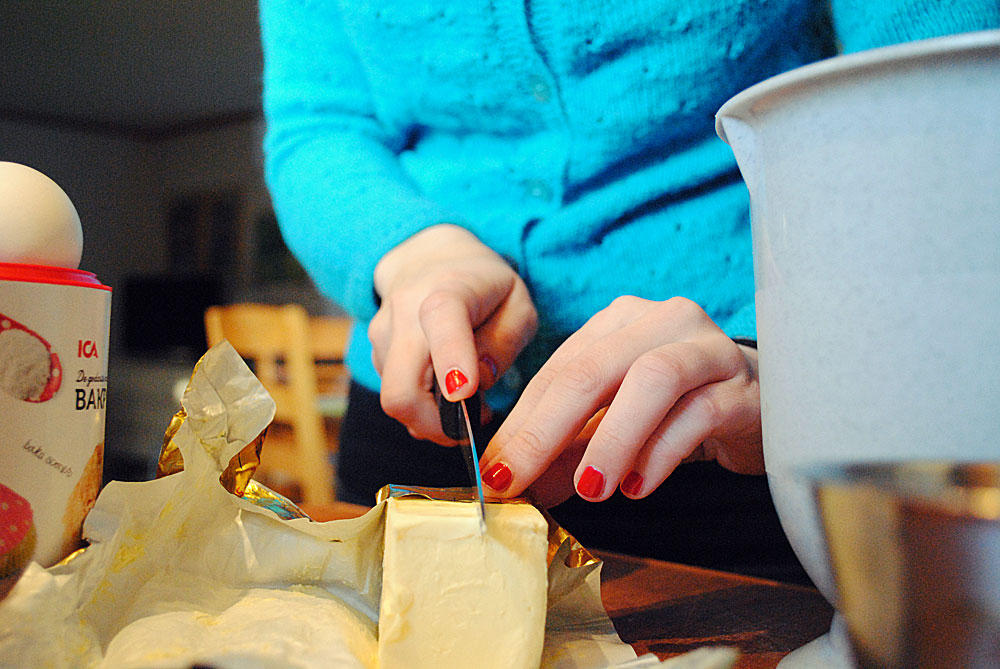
[294,414,335,505]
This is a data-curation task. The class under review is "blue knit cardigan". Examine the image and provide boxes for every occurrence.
[260,0,998,396]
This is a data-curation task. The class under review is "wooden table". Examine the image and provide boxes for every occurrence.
[596,549,832,668]
[301,502,833,668]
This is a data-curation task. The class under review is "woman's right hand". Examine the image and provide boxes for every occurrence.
[369,224,537,444]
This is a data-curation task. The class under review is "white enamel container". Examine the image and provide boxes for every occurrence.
[716,29,1000,667]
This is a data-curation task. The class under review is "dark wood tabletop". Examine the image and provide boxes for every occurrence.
[595,548,832,668]
[301,501,834,668]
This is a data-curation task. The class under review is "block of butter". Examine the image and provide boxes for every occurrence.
[378,497,549,669]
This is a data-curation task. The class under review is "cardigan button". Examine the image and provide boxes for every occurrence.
[529,76,551,102]
[522,179,553,201]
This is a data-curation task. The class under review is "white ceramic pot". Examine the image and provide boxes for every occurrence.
[716,29,1000,667]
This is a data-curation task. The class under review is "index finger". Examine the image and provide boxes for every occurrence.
[419,284,480,401]
[481,332,630,497]
[486,298,633,449]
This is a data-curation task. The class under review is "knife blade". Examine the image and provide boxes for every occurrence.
[436,382,487,533]
[459,398,488,533]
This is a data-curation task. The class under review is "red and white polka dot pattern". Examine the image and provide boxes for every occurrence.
[0,483,33,554]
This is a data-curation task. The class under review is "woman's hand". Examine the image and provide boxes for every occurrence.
[479,296,762,507]
[370,224,537,443]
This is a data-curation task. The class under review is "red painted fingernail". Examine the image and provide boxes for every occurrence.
[621,471,644,496]
[577,466,605,499]
[482,462,512,492]
[445,368,468,395]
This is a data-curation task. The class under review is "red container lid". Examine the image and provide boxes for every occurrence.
[0,262,111,291]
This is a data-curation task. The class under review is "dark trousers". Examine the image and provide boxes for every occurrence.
[337,380,809,585]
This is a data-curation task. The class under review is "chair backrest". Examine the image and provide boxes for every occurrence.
[309,315,352,361]
[204,303,317,424]
[308,315,352,417]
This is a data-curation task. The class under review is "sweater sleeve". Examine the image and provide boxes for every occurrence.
[259,0,462,321]
[830,0,1000,53]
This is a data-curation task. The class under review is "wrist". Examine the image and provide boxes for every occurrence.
[373,223,472,302]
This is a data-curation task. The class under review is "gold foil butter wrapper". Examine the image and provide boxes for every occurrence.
[154,352,309,522]
[161,347,597,598]
[1,341,638,668]
[157,410,309,521]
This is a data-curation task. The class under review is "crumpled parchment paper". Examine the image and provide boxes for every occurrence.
[0,341,656,668]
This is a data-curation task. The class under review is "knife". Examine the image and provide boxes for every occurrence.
[435,382,487,533]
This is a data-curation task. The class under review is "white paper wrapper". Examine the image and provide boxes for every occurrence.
[0,341,646,668]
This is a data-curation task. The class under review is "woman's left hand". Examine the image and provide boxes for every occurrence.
[479,296,763,508]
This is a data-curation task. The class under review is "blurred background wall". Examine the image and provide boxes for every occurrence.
[0,0,340,481]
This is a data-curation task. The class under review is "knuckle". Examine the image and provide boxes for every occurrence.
[509,427,553,464]
[525,365,561,394]
[687,390,725,428]
[379,390,411,422]
[609,294,645,311]
[520,304,539,339]
[560,356,609,396]
[367,311,386,341]
[417,289,456,321]
[662,296,708,322]
[723,351,748,380]
[601,295,648,322]
[592,429,635,459]
[632,348,687,390]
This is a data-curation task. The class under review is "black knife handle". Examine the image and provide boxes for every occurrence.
[434,379,481,441]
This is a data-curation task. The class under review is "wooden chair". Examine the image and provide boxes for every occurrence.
[204,304,350,505]
[309,315,353,421]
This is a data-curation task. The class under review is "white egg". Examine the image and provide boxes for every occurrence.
[0,162,83,269]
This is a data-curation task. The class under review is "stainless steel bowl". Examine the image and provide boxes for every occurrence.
[808,462,1000,668]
